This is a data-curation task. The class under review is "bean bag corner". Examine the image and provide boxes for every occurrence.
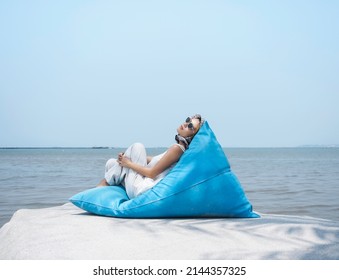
[70,121,259,218]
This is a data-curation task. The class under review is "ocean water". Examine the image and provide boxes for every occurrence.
[0,147,338,228]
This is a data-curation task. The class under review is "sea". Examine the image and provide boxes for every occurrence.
[1,147,339,228]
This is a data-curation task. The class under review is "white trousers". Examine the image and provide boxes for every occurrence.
[105,143,155,199]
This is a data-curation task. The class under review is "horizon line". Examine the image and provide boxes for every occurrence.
[1,145,339,149]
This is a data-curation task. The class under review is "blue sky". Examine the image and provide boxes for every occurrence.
[1,0,338,147]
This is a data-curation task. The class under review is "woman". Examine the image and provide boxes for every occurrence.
[97,114,204,199]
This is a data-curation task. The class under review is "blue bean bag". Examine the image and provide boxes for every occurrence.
[70,121,259,218]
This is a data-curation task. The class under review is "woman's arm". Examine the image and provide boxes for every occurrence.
[119,145,183,179]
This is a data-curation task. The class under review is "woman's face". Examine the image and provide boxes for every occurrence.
[177,117,201,137]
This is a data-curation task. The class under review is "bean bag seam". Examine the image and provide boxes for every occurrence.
[121,168,230,211]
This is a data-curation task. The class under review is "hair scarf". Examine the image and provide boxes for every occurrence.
[175,134,192,150]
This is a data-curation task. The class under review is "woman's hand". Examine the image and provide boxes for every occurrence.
[118,155,131,168]
[118,152,124,162]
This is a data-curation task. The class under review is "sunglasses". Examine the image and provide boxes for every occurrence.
[185,114,202,131]
[185,117,195,131]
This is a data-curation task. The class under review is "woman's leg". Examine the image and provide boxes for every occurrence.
[123,143,148,198]
[104,157,124,186]
[97,178,109,186]
[99,143,149,195]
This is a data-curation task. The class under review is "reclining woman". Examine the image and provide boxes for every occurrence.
[97,114,204,199]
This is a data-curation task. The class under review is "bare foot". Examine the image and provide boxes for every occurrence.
[97,178,109,187]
